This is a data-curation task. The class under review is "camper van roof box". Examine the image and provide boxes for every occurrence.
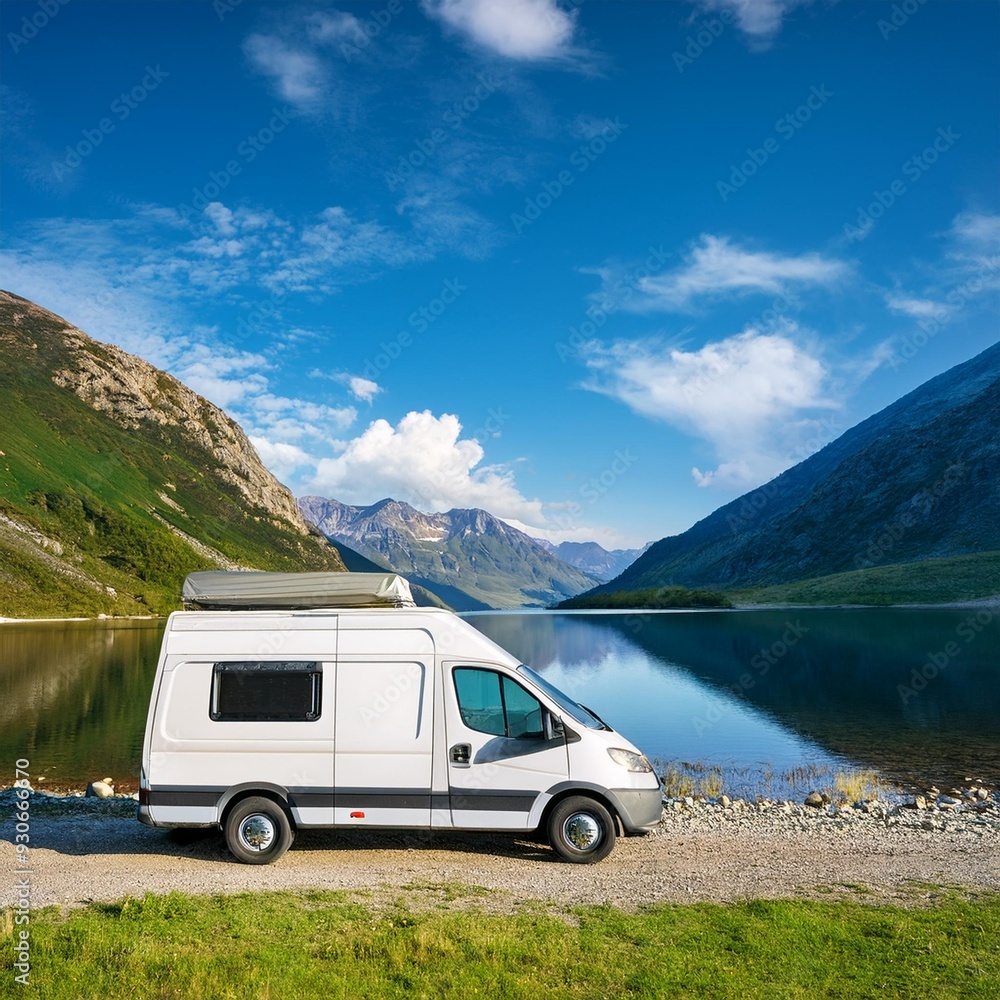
[181,571,416,610]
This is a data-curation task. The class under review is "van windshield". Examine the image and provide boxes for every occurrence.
[516,665,606,730]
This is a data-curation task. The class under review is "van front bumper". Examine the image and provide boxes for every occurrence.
[606,786,662,833]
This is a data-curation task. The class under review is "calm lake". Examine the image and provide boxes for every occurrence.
[1,609,997,796]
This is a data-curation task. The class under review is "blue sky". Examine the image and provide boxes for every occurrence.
[2,0,997,549]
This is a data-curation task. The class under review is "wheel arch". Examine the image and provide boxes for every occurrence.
[537,784,625,839]
[218,783,294,827]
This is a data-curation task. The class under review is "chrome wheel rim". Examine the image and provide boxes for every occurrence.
[239,814,276,852]
[563,812,601,851]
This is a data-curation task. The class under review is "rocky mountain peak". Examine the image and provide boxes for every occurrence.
[1,290,311,536]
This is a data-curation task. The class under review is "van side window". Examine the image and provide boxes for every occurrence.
[453,668,544,739]
[210,661,322,722]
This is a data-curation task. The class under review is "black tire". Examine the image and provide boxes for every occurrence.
[224,796,294,865]
[547,795,616,863]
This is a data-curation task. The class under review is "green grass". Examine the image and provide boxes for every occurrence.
[731,551,1000,607]
[0,306,344,618]
[3,890,999,998]
[556,586,733,610]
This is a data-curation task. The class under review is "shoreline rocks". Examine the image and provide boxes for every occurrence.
[657,786,1000,838]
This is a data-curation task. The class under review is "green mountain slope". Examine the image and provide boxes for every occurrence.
[0,290,344,618]
[587,343,1000,603]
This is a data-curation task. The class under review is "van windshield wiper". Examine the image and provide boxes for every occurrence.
[580,705,612,731]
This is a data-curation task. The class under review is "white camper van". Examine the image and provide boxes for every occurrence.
[139,571,661,864]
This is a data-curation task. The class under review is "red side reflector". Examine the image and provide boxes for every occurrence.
[350,811,365,819]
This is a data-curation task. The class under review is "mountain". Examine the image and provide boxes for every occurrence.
[587,343,1000,598]
[0,290,345,618]
[534,539,649,582]
[298,496,599,610]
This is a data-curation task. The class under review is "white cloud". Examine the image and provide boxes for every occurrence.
[308,369,383,403]
[309,410,547,522]
[249,438,314,480]
[885,295,950,321]
[243,34,327,110]
[950,211,1000,251]
[422,0,579,61]
[580,324,838,489]
[346,376,382,402]
[692,0,817,47]
[628,235,846,311]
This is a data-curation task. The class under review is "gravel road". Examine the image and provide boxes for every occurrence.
[4,793,998,913]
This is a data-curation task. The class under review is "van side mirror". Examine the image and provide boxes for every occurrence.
[544,711,565,741]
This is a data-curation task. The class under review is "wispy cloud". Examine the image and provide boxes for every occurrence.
[421,0,586,64]
[580,323,840,489]
[884,295,950,321]
[951,212,1000,253]
[880,210,1000,336]
[615,234,846,312]
[243,34,328,112]
[3,197,481,310]
[691,0,818,48]
[310,370,384,403]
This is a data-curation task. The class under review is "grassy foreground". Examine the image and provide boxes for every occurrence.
[4,890,1000,998]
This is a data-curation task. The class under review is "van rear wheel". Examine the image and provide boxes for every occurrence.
[548,795,616,863]
[225,796,294,865]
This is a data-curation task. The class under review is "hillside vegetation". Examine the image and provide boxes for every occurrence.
[556,586,733,610]
[733,550,1000,606]
[0,291,344,618]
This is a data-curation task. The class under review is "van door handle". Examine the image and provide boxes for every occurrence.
[450,743,471,766]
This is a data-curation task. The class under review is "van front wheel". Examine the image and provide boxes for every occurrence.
[225,796,294,865]
[548,796,616,863]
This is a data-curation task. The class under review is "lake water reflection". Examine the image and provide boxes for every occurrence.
[467,608,1000,794]
[1,608,996,795]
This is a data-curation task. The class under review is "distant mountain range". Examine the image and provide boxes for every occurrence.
[585,342,1000,600]
[534,539,649,582]
[0,290,345,618]
[298,496,606,610]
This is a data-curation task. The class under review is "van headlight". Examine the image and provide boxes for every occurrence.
[607,748,654,773]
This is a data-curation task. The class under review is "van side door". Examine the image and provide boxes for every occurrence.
[443,662,569,830]
[334,633,434,827]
